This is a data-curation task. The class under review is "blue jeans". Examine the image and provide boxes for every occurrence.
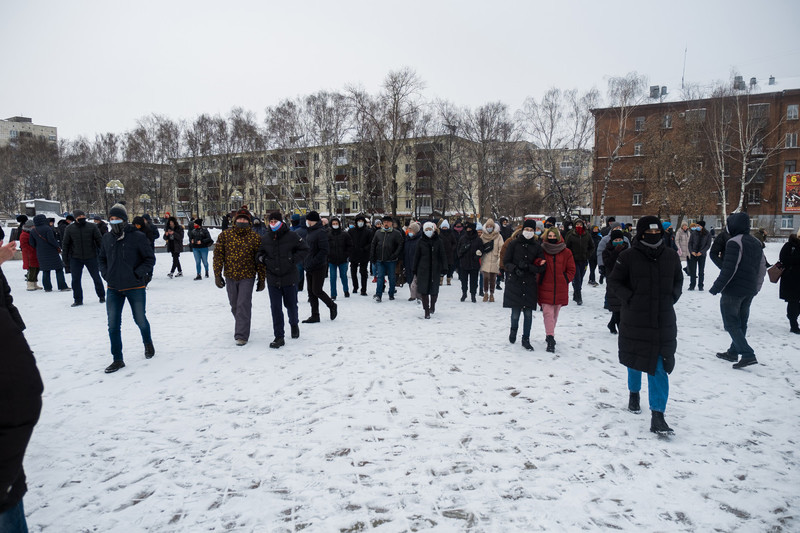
[628,356,669,412]
[328,262,349,298]
[0,499,28,533]
[573,261,588,293]
[70,257,104,303]
[720,293,755,359]
[193,248,209,275]
[106,287,152,361]
[41,268,68,291]
[510,307,533,339]
[267,284,299,338]
[374,261,397,297]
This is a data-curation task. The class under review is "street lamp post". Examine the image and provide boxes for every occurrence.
[139,193,151,216]
[336,188,350,221]
[230,190,244,213]
[105,180,125,213]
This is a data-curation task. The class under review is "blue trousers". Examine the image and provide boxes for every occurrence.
[106,287,152,361]
[70,257,104,303]
[193,248,209,275]
[42,267,68,291]
[267,284,299,338]
[0,498,28,533]
[510,307,533,339]
[328,262,349,298]
[720,293,755,359]
[374,261,397,297]
[627,356,669,412]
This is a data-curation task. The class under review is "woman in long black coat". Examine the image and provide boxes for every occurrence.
[413,222,448,319]
[502,221,546,350]
[779,229,800,333]
[607,216,683,435]
[602,229,629,334]
[28,214,69,291]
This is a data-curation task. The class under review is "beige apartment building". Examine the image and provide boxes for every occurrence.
[0,116,57,147]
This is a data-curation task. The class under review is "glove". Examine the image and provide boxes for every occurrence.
[663,355,675,375]
[514,267,525,278]
[215,275,225,289]
[256,279,266,292]
[476,250,482,256]
[708,288,719,296]
[599,265,607,276]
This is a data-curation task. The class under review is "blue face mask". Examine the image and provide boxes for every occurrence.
[692,226,701,231]
[383,226,393,232]
[109,219,124,225]
[270,221,281,232]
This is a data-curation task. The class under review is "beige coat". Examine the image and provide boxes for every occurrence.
[479,219,504,274]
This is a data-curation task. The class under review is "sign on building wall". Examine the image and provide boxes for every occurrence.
[784,173,800,213]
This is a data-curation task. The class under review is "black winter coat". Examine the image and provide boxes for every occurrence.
[370,228,404,262]
[303,224,329,272]
[413,233,448,296]
[257,223,310,288]
[328,228,353,264]
[688,228,712,255]
[61,220,103,260]
[608,239,683,375]
[602,241,629,312]
[0,267,25,331]
[709,213,766,297]
[98,225,156,290]
[456,231,482,270]
[502,237,546,309]
[564,229,595,262]
[0,303,42,514]
[709,230,730,268]
[28,215,63,270]
[188,227,214,249]
[348,226,373,263]
[438,228,458,270]
[404,233,421,279]
[779,235,800,302]
[164,223,184,253]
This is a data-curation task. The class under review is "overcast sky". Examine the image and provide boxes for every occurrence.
[2,0,799,141]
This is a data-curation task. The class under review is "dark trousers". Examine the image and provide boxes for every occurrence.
[70,257,105,303]
[350,259,369,293]
[460,268,479,295]
[296,264,305,291]
[572,261,588,293]
[170,251,182,273]
[788,300,800,323]
[268,284,299,338]
[26,266,39,282]
[687,254,706,288]
[42,268,68,291]
[720,293,755,359]
[106,287,151,361]
[588,254,598,283]
[306,268,335,317]
[225,277,255,341]
[510,307,533,339]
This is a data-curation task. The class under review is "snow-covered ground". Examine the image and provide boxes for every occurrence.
[4,241,798,532]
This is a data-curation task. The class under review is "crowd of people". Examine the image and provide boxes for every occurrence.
[2,202,799,529]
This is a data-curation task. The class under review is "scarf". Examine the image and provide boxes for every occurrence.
[541,240,566,255]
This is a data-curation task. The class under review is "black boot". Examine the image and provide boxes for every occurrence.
[574,291,582,305]
[789,315,800,334]
[471,293,477,303]
[716,350,738,362]
[607,318,617,334]
[545,335,556,353]
[302,315,320,323]
[521,338,534,351]
[430,295,437,314]
[269,337,285,349]
[330,304,338,321]
[291,324,300,338]
[421,295,430,319]
[509,328,517,344]
[144,342,155,359]
[104,360,125,373]
[628,392,641,414]
[650,410,674,435]
[461,291,467,302]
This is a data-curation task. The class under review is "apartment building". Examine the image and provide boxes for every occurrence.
[0,116,57,147]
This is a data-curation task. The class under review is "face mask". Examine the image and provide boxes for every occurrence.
[383,226,393,232]
[535,230,542,236]
[194,224,200,229]
[485,226,493,233]
[349,224,354,229]
[236,222,249,229]
[576,226,585,235]
[466,229,474,235]
[692,226,701,231]
[332,224,339,230]
[357,221,364,228]
[407,232,414,238]
[424,229,434,238]
[455,226,463,232]
[642,233,662,244]
[269,221,281,231]
[110,219,124,235]
[77,218,87,226]
[612,240,624,247]
[522,230,534,240]
[547,237,559,243]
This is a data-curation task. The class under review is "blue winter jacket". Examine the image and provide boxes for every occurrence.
[28,214,64,270]
[98,225,156,290]
[709,213,766,297]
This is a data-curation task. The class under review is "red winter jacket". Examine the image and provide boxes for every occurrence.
[538,242,576,306]
[19,231,39,270]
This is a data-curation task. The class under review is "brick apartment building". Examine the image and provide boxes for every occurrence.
[591,83,800,234]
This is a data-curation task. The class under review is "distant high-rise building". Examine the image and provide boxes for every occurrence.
[0,116,58,147]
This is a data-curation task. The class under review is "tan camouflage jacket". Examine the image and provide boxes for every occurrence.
[213,227,266,281]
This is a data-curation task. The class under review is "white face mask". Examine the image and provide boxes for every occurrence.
[424,229,434,238]
[407,232,414,238]
[523,230,535,240]
[485,226,493,233]
[357,221,364,228]
[331,224,339,230]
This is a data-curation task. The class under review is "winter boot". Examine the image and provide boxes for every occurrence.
[175,271,183,277]
[205,271,209,278]
[715,350,738,362]
[521,338,534,351]
[421,295,430,319]
[194,274,202,280]
[545,335,556,353]
[446,276,452,286]
[574,290,582,306]
[789,316,800,334]
[144,342,155,359]
[104,360,125,373]
[302,315,321,323]
[509,328,517,344]
[471,293,477,303]
[489,293,495,302]
[291,324,300,339]
[628,392,641,414]
[650,411,674,435]
[607,318,617,334]
[461,291,467,302]
[732,357,758,369]
[269,337,285,349]
[330,304,338,321]
[26,281,37,291]
[483,293,489,302]
[430,295,438,315]
[167,272,174,279]
[439,276,444,286]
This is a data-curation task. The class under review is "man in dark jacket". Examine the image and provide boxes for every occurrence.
[327,217,353,300]
[61,209,105,307]
[98,203,156,373]
[564,218,595,305]
[709,212,767,369]
[302,211,337,321]
[257,212,310,348]
[93,215,109,235]
[438,219,458,285]
[0,242,43,533]
[709,228,730,269]
[188,218,214,280]
[456,222,483,302]
[687,220,712,290]
[370,215,404,302]
[290,214,308,291]
[349,214,372,296]
[29,214,70,292]
[502,220,547,349]
[608,215,683,435]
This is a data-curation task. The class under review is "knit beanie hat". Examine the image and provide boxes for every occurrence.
[132,216,145,227]
[305,210,321,222]
[523,219,537,230]
[609,229,625,241]
[16,215,28,224]
[408,222,421,235]
[234,206,253,223]
[194,218,203,226]
[109,203,128,222]
[439,219,450,229]
[423,221,436,232]
[268,212,283,222]
[475,222,484,231]
[636,215,663,237]
[73,209,86,218]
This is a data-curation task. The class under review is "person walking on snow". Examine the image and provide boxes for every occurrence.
[28,214,69,292]
[327,217,353,300]
[564,218,595,305]
[61,209,105,306]
[370,215,404,302]
[778,227,800,334]
[413,221,448,319]
[163,216,184,278]
[478,218,504,302]
[687,220,711,290]
[349,214,373,296]
[607,215,682,435]
[538,227,576,353]
[502,220,547,350]
[302,210,338,322]
[188,218,214,280]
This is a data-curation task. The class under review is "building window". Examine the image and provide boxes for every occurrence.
[405,181,413,192]
[662,114,673,129]
[781,215,794,229]
[685,108,707,123]
[48,135,56,141]
[632,192,643,206]
[634,143,643,156]
[748,103,770,119]
[405,146,412,155]
[634,117,645,131]
[313,202,320,210]
[788,105,799,121]
[435,199,443,209]
[405,163,412,173]
[435,180,443,191]
[314,169,320,178]
[9,130,17,138]
[634,167,644,180]
[351,167,358,176]
[747,188,761,204]
[313,186,320,194]
[351,183,359,192]
[786,160,797,173]
[405,199,412,209]
[560,160,573,169]
[351,201,359,210]
[786,133,798,148]
[313,153,319,162]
